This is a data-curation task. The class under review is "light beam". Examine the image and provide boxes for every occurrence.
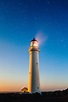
[35,32,47,46]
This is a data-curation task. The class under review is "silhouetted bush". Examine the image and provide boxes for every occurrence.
[0,88,68,102]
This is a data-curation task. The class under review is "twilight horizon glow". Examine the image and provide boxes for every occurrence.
[0,0,68,92]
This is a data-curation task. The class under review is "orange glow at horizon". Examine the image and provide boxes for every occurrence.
[0,80,26,92]
[0,81,67,92]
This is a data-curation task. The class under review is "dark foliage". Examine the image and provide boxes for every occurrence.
[0,88,68,102]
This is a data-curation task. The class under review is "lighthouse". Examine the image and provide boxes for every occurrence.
[28,38,41,94]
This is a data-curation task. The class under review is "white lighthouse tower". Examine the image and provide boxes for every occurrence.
[28,38,41,94]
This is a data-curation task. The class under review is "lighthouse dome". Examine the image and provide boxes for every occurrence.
[31,38,38,42]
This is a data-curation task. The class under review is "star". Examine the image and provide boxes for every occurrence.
[18,2,22,6]
[34,17,38,20]
[47,1,50,4]
[60,39,64,43]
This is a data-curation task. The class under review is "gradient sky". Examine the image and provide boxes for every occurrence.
[0,0,68,92]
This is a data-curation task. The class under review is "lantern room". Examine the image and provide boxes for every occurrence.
[30,38,38,47]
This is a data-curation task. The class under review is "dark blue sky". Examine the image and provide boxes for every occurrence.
[0,0,68,91]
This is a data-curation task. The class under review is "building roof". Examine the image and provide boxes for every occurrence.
[21,87,28,91]
[31,38,38,42]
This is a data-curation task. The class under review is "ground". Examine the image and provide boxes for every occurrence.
[0,89,68,102]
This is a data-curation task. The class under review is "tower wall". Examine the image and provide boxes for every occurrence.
[28,49,41,93]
